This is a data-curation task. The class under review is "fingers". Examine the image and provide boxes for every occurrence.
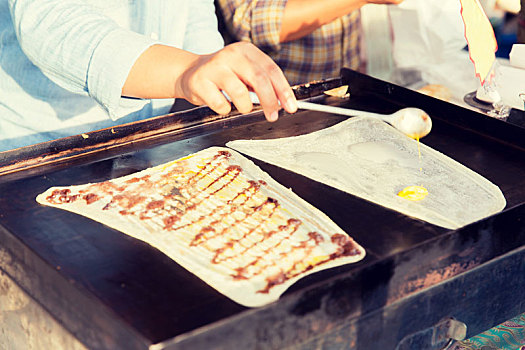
[230,43,297,121]
[179,42,297,122]
[199,80,233,116]
[229,48,281,121]
[220,76,253,115]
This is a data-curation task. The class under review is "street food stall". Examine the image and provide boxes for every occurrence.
[1,69,524,349]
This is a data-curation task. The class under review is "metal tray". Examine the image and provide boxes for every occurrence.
[1,69,524,350]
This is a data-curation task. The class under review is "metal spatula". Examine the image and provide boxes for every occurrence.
[294,100,432,139]
[242,92,432,139]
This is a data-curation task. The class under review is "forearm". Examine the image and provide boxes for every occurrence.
[122,44,198,99]
[280,0,367,42]
[123,42,298,123]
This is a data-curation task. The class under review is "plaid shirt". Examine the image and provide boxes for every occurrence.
[216,0,361,85]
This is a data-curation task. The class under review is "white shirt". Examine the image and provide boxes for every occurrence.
[0,0,224,151]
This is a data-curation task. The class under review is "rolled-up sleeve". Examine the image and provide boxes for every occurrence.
[184,0,224,54]
[9,0,156,119]
[217,0,287,54]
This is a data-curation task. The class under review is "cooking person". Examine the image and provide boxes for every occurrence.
[0,0,297,152]
[216,0,403,86]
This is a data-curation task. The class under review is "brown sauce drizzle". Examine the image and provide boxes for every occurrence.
[257,232,359,294]
[308,231,324,244]
[232,218,303,280]
[164,164,244,231]
[181,179,261,236]
[163,215,181,230]
[191,195,278,248]
[184,151,231,186]
[330,233,361,257]
[146,200,165,210]
[45,150,359,294]
[83,193,99,205]
[209,198,280,264]
[46,189,79,204]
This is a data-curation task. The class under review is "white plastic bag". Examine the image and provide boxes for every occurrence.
[387,0,480,104]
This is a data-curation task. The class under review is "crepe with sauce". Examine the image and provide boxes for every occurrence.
[227,117,506,229]
[36,147,365,307]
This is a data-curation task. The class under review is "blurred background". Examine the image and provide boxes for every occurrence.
[361,0,524,113]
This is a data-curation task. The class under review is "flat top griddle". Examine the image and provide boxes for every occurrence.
[1,69,524,349]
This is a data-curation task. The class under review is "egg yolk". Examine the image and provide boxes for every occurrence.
[398,185,428,201]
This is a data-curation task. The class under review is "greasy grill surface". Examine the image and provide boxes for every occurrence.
[1,69,525,347]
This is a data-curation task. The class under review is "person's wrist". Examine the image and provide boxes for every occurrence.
[172,51,200,99]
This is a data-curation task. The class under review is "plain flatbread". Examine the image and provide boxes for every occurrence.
[36,147,365,307]
[227,117,506,229]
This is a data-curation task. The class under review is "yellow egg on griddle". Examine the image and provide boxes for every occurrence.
[398,185,428,201]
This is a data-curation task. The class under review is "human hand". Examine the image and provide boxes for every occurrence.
[176,42,298,122]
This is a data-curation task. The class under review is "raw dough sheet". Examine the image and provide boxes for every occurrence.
[227,117,506,229]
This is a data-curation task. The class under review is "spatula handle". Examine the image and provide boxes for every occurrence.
[241,91,392,122]
[296,101,394,122]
